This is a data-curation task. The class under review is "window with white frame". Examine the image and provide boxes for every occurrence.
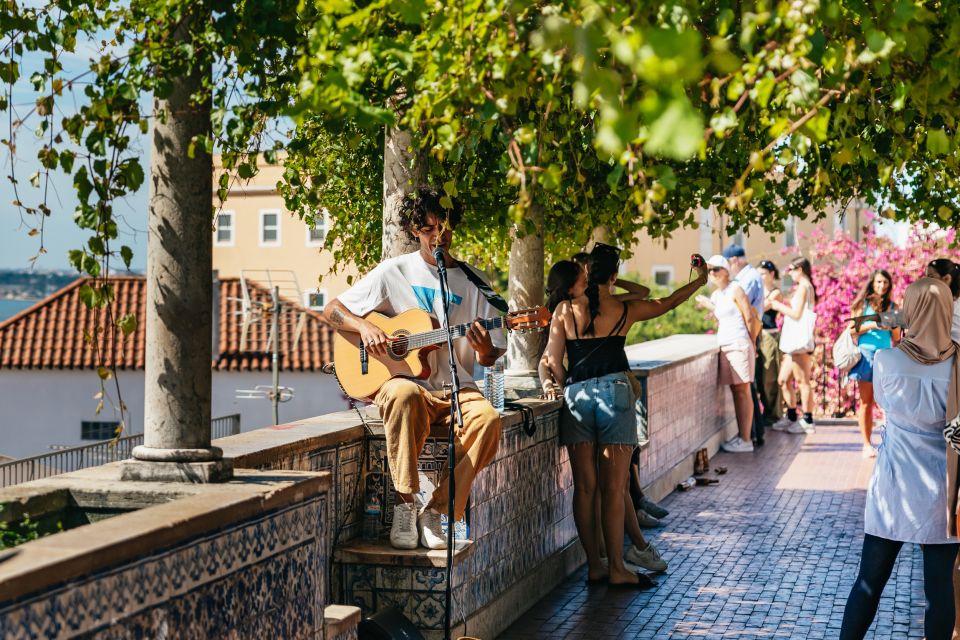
[652,265,674,287]
[306,209,329,246]
[214,210,235,246]
[304,290,327,311]
[784,216,797,248]
[259,210,281,246]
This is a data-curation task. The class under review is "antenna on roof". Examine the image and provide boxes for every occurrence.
[230,270,312,425]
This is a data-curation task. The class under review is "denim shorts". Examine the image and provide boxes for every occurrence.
[560,372,639,446]
[848,346,877,383]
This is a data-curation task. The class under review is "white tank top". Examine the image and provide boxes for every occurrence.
[711,283,750,346]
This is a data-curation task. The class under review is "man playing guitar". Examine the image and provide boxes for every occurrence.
[324,190,506,550]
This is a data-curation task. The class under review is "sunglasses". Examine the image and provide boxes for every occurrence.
[708,267,724,273]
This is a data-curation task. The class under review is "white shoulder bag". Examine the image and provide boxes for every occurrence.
[831,329,861,372]
[779,307,817,354]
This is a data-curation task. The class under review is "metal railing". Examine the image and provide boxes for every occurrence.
[0,414,241,488]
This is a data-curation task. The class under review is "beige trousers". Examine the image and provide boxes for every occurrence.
[374,377,502,520]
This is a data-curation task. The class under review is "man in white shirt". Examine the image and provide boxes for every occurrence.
[324,191,506,550]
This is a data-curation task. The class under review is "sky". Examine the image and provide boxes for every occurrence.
[0,32,151,272]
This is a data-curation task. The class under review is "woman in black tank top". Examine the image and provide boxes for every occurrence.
[539,246,708,587]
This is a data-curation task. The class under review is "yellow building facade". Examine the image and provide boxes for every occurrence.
[213,157,873,299]
[211,159,359,309]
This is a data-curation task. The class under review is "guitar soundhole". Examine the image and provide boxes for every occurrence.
[389,330,410,360]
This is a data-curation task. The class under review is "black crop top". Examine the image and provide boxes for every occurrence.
[565,303,631,384]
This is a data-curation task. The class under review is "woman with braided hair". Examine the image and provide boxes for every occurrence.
[539,244,707,588]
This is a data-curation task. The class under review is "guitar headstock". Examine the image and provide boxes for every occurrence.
[505,306,551,332]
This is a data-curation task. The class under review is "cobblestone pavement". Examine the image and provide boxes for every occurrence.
[499,421,929,639]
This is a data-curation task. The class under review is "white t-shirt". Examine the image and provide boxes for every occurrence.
[336,251,507,391]
[710,282,750,346]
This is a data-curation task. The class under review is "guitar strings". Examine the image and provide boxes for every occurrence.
[402,317,504,351]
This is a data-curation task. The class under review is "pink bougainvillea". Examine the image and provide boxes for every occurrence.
[780,215,960,417]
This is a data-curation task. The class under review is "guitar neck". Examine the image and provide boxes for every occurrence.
[407,316,504,350]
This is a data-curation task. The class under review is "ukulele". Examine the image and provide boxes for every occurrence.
[332,307,551,400]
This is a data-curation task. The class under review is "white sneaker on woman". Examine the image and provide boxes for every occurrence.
[770,417,795,432]
[720,436,754,453]
[625,542,668,572]
[788,418,815,434]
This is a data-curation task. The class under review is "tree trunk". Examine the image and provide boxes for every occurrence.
[382,126,421,259]
[125,21,230,482]
[506,203,545,380]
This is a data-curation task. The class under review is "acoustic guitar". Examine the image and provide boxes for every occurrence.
[332,307,551,400]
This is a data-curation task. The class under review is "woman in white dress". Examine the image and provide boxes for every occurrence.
[839,278,960,640]
[769,257,817,434]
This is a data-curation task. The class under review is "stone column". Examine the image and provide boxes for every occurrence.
[382,126,421,259]
[123,24,231,483]
[505,203,545,398]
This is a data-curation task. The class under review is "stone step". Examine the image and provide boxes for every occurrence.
[335,538,474,568]
[324,604,361,640]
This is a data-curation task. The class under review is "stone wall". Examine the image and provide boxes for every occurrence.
[0,469,331,639]
[628,334,738,499]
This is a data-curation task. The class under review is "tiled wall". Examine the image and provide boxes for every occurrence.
[249,440,366,552]
[0,495,329,640]
[635,351,736,486]
[337,409,572,631]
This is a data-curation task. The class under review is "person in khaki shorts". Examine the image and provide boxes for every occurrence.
[696,255,759,453]
[324,191,505,550]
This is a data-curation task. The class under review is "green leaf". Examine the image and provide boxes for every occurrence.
[78,283,96,308]
[117,313,137,336]
[644,98,704,160]
[926,129,950,156]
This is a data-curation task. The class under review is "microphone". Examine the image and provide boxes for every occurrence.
[845,310,905,330]
[433,246,446,273]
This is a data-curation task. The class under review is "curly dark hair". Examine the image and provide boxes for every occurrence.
[399,189,463,238]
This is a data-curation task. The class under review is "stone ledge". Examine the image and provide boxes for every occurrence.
[627,334,719,377]
[335,539,474,567]
[325,604,361,639]
[0,466,330,603]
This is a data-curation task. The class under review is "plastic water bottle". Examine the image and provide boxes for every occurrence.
[483,357,505,411]
[362,472,382,541]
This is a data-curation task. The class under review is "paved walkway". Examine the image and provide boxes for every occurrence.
[499,421,930,639]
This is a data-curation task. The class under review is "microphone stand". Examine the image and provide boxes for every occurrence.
[433,246,463,640]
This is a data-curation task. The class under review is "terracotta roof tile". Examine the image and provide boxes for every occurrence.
[0,276,333,371]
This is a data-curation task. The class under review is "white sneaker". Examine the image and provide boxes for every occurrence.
[788,418,815,434]
[625,542,668,572]
[720,436,754,453]
[418,508,447,550]
[389,503,419,549]
[770,417,795,432]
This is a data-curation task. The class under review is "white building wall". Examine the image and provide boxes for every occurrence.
[0,370,147,459]
[212,371,350,433]
[0,369,349,460]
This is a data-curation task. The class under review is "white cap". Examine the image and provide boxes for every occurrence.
[706,255,730,271]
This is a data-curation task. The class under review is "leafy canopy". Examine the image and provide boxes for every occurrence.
[285,0,960,273]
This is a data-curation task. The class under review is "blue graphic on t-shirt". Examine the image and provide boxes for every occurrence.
[412,286,463,312]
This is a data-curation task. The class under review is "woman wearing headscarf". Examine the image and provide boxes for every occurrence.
[840,278,960,640]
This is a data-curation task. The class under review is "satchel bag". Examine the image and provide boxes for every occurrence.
[779,307,817,354]
[831,329,861,373]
